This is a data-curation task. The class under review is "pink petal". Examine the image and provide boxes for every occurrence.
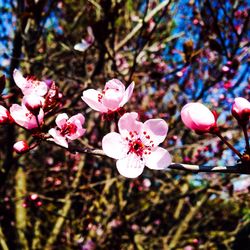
[141,119,168,146]
[82,89,108,112]
[55,113,69,129]
[102,89,124,110]
[48,128,68,148]
[105,79,125,92]
[13,69,28,90]
[68,113,85,125]
[31,80,48,96]
[116,155,145,178]
[102,132,128,159]
[119,81,135,107]
[118,112,143,138]
[144,147,172,170]
[10,104,44,130]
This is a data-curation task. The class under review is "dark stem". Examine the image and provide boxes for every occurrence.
[214,131,242,158]
[242,125,250,153]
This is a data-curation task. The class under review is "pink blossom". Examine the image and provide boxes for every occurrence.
[232,97,250,123]
[13,141,29,153]
[10,102,44,130]
[82,79,134,113]
[0,105,12,123]
[102,112,172,178]
[13,69,48,96]
[181,103,216,132]
[48,113,86,148]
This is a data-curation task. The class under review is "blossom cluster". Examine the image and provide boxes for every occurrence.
[0,69,249,178]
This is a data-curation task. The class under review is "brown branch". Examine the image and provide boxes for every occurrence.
[66,144,250,175]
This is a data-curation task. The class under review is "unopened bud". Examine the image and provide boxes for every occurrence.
[23,94,42,115]
[0,105,11,124]
[13,141,30,154]
[232,97,250,125]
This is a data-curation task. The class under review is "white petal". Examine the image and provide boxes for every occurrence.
[13,69,28,89]
[102,132,128,159]
[119,81,135,107]
[144,147,172,170]
[118,112,143,139]
[141,119,168,146]
[82,89,108,112]
[116,155,145,178]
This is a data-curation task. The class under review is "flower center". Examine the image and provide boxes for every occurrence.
[61,122,77,136]
[126,130,152,159]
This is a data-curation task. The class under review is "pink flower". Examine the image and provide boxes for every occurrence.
[0,105,12,123]
[102,112,172,178]
[13,141,30,153]
[48,113,86,148]
[232,97,250,123]
[181,103,216,132]
[82,79,134,113]
[13,69,48,96]
[10,102,44,130]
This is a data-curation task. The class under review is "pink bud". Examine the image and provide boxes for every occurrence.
[13,141,30,154]
[232,97,250,124]
[23,94,42,115]
[181,103,216,133]
[0,105,12,124]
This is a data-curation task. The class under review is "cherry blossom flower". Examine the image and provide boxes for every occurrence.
[102,112,172,178]
[13,141,30,153]
[232,97,250,124]
[181,103,216,133]
[48,113,86,148]
[13,69,48,96]
[74,26,95,52]
[0,105,12,124]
[10,102,44,130]
[82,79,134,114]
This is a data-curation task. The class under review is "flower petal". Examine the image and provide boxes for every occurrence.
[141,119,168,146]
[13,69,28,90]
[116,155,145,178]
[68,113,85,125]
[105,79,125,92]
[102,88,124,110]
[144,147,172,170]
[48,128,68,148]
[102,132,128,159]
[55,113,69,129]
[82,89,108,112]
[119,81,135,107]
[118,112,143,138]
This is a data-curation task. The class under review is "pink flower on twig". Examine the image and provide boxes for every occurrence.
[82,79,134,114]
[48,113,86,148]
[102,112,171,178]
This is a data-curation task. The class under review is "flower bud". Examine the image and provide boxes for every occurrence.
[181,103,217,133]
[13,141,30,154]
[0,105,11,124]
[23,94,42,115]
[232,97,250,125]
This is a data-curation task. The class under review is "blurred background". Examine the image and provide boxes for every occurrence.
[0,0,249,249]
